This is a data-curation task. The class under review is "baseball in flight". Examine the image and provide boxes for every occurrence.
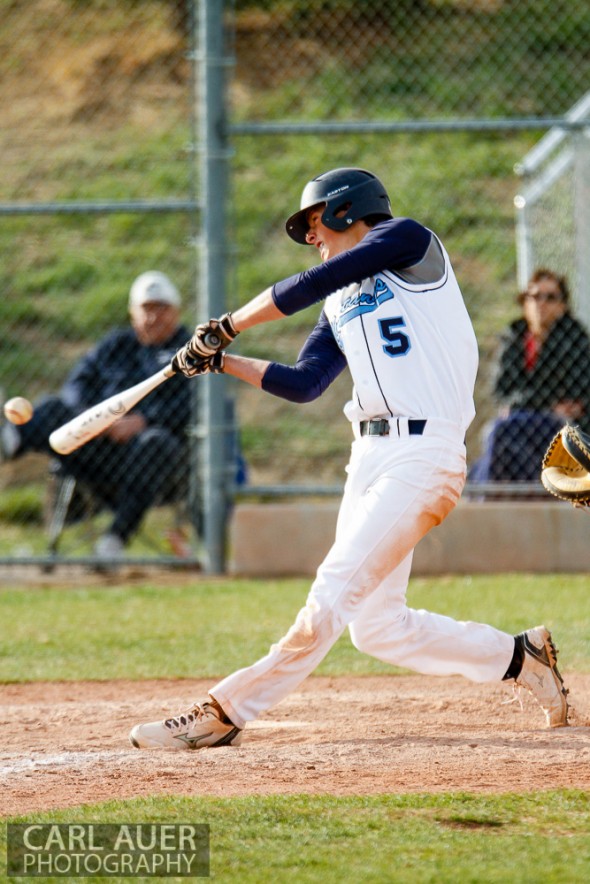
[3,396,34,425]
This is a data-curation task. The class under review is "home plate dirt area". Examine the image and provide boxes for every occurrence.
[2,675,590,817]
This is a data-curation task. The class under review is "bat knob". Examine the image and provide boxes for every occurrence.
[203,331,221,349]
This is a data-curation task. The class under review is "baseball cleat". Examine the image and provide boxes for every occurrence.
[515,626,569,727]
[129,699,243,750]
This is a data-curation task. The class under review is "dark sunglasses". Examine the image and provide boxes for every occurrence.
[525,292,563,303]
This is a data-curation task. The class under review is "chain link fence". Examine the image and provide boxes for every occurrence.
[1,0,589,566]
[515,93,590,319]
[227,0,590,493]
[0,0,203,564]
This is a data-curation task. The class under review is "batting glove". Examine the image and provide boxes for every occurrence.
[189,313,239,358]
[172,345,211,378]
[208,352,226,374]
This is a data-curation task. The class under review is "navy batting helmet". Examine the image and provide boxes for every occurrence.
[285,167,393,244]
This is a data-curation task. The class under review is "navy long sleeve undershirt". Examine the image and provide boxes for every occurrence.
[272,217,430,316]
[262,312,347,403]
[260,217,431,403]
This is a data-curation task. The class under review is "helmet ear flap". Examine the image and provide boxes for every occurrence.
[321,200,353,232]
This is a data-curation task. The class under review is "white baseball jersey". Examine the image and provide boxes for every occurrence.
[323,234,478,432]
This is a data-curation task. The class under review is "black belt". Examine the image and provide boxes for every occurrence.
[359,418,427,437]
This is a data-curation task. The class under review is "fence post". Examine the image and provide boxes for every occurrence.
[573,131,590,325]
[198,0,231,573]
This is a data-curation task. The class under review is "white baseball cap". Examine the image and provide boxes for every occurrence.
[129,271,181,308]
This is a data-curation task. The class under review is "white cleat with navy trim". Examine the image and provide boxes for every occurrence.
[515,626,569,728]
[130,699,243,750]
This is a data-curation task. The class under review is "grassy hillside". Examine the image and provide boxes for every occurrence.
[0,0,584,493]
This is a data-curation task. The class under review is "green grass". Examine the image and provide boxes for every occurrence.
[0,493,198,557]
[1,574,589,682]
[2,574,589,881]
[2,792,590,883]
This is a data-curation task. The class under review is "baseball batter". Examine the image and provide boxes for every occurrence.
[131,168,569,751]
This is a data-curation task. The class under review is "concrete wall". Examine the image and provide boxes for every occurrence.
[229,499,590,577]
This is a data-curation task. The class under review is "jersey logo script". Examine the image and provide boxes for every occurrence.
[338,278,394,328]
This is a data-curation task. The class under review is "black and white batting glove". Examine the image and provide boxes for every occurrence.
[172,345,211,378]
[208,352,226,374]
[189,313,239,358]
[172,347,226,378]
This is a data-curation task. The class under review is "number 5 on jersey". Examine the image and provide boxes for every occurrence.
[379,316,411,357]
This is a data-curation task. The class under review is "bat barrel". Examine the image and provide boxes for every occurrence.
[49,365,175,455]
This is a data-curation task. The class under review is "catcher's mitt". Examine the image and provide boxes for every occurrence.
[541,424,590,506]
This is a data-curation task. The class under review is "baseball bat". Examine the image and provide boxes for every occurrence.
[49,365,176,455]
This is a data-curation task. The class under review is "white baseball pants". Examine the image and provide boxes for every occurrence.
[213,420,515,729]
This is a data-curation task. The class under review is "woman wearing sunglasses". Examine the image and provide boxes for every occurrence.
[471,268,590,483]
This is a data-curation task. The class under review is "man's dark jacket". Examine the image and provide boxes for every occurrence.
[60,325,192,437]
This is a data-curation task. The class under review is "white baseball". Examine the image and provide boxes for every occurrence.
[3,396,34,425]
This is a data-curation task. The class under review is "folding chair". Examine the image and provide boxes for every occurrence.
[44,458,198,561]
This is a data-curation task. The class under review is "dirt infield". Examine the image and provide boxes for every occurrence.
[2,674,590,817]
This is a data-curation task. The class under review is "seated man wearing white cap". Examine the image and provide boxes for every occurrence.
[1,271,193,557]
